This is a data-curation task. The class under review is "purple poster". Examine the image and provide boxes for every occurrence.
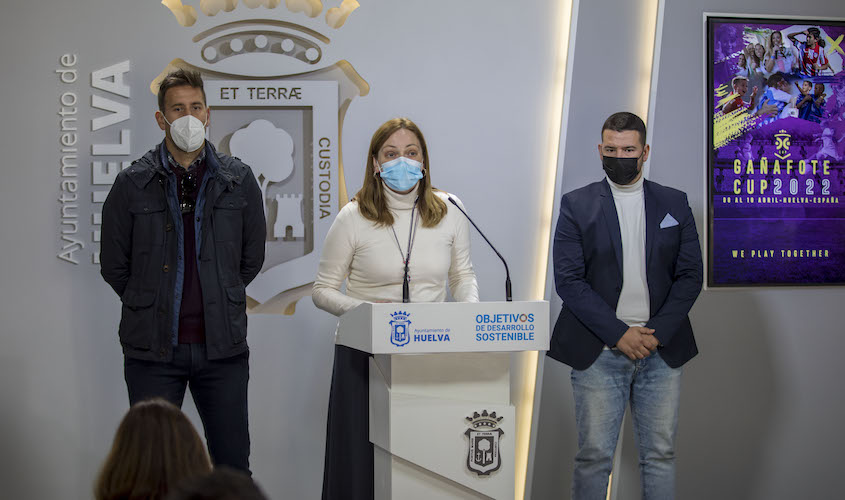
[707,16,845,286]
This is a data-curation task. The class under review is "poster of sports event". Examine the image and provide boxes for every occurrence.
[707,16,845,286]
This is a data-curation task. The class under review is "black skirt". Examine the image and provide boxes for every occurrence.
[322,344,374,500]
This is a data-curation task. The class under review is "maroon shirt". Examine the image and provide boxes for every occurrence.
[167,151,207,344]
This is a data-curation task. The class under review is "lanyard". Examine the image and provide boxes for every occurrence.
[389,199,419,279]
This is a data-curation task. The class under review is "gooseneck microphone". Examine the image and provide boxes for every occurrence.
[447,197,512,302]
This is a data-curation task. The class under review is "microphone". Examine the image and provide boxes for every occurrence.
[447,197,512,301]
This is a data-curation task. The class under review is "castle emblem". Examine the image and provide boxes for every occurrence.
[159,0,369,315]
[389,311,411,347]
[464,410,504,476]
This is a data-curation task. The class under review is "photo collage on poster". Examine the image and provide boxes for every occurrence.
[708,16,845,286]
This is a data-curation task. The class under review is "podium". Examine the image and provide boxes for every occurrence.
[337,301,549,500]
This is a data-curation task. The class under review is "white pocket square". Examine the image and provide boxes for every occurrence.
[659,213,678,228]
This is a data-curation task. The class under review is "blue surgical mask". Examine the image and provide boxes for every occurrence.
[378,157,424,192]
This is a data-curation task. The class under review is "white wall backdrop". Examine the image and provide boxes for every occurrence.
[0,1,562,499]
[7,1,841,499]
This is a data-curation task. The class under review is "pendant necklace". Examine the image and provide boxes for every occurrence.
[390,198,419,281]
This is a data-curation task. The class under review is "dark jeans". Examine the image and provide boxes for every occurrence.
[322,344,373,500]
[124,343,250,474]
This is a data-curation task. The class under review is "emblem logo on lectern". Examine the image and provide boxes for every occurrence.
[464,410,504,476]
[389,311,411,347]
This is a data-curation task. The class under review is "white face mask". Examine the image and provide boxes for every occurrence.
[164,114,207,153]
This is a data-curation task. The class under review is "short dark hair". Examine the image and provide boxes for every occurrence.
[164,467,268,500]
[158,69,206,111]
[807,27,826,47]
[601,112,647,146]
[767,73,786,88]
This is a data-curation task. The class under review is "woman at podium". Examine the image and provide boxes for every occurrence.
[313,117,479,499]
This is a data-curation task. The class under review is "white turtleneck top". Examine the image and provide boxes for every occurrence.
[607,175,650,328]
[312,186,479,317]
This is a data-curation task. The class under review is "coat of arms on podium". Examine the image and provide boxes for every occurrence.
[464,410,504,476]
[389,311,411,347]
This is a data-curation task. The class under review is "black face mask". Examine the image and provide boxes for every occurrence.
[602,154,641,185]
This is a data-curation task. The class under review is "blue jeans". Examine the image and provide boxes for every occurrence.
[571,350,682,500]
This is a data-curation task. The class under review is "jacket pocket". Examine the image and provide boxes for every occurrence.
[225,284,248,343]
[213,195,245,242]
[653,224,681,267]
[129,200,168,248]
[118,288,157,350]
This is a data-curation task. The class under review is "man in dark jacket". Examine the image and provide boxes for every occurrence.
[101,69,266,474]
[548,112,702,499]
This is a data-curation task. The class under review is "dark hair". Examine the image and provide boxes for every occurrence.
[158,69,206,111]
[164,468,268,500]
[601,112,647,146]
[807,27,826,48]
[94,399,212,500]
[767,73,786,88]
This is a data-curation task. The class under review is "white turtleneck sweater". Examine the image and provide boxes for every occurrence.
[607,175,650,328]
[312,186,479,317]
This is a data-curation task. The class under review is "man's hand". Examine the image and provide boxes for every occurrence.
[755,102,778,117]
[797,94,813,109]
[615,326,658,360]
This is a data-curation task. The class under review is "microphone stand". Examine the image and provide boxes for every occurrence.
[448,197,512,301]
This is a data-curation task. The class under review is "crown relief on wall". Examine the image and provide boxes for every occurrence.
[162,0,358,28]
[150,0,368,315]
[154,0,366,90]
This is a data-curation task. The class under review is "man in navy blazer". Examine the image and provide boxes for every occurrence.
[548,112,702,500]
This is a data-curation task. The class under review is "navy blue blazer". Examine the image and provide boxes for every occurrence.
[547,179,703,370]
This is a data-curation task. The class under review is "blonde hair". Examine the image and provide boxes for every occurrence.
[354,117,447,228]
